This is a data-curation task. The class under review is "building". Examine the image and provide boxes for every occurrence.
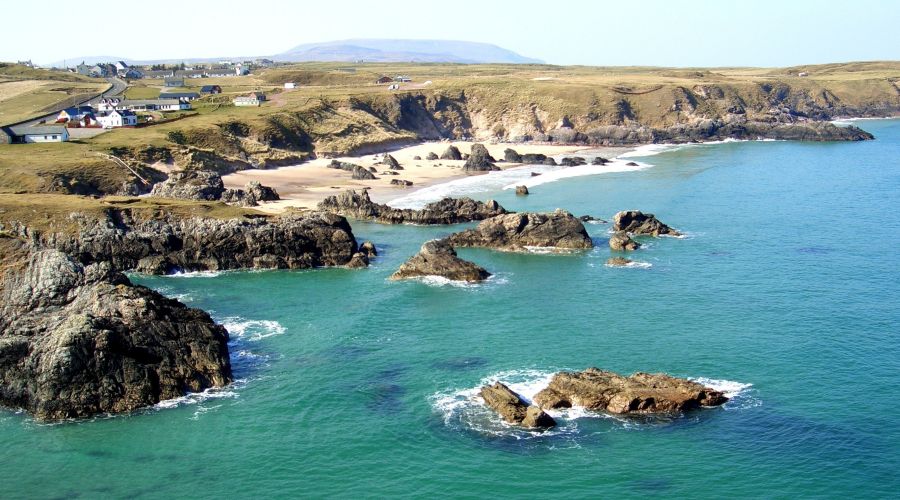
[375,76,393,84]
[164,77,185,87]
[233,94,263,106]
[56,105,95,123]
[97,110,138,128]
[200,85,222,94]
[284,82,296,89]
[76,62,92,76]
[143,69,174,79]
[206,68,234,78]
[394,75,411,83]
[98,97,189,112]
[121,68,144,79]
[8,125,69,143]
[159,92,200,102]
[176,70,206,79]
[114,61,129,72]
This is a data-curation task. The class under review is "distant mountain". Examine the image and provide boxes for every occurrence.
[275,39,543,64]
[45,39,543,68]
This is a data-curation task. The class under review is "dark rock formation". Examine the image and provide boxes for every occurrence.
[606,257,633,266]
[609,231,641,251]
[390,239,490,282]
[504,148,523,163]
[318,189,508,225]
[426,152,439,160]
[149,170,225,201]
[359,241,377,257]
[0,243,231,421]
[592,157,610,165]
[480,382,556,428]
[382,154,403,170]
[579,215,606,223]
[560,157,587,167]
[413,155,422,160]
[390,179,413,187]
[520,153,549,164]
[221,181,281,207]
[533,368,728,415]
[626,161,639,167]
[515,185,529,196]
[328,160,360,171]
[463,144,499,172]
[346,252,369,268]
[542,157,558,166]
[613,210,681,236]
[449,210,593,251]
[531,172,542,177]
[440,145,462,160]
[352,165,377,180]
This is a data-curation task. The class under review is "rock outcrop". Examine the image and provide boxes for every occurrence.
[449,210,593,251]
[318,189,508,225]
[426,152,439,160]
[480,382,556,428]
[149,170,225,201]
[390,239,490,282]
[382,154,403,170]
[221,181,281,207]
[390,179,413,187]
[560,157,587,167]
[440,145,462,160]
[613,210,681,236]
[504,148,523,163]
[463,144,499,172]
[533,368,728,414]
[0,242,231,421]
[515,185,529,196]
[352,165,377,180]
[609,231,640,251]
[606,257,633,266]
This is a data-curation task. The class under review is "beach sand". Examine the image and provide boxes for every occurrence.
[223,142,627,213]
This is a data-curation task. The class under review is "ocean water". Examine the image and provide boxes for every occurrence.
[2,119,899,498]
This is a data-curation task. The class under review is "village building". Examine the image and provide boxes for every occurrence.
[164,77,185,87]
[8,125,69,143]
[121,68,144,79]
[56,105,95,123]
[175,70,206,79]
[98,97,189,112]
[394,75,412,83]
[143,69,175,79]
[375,76,393,84]
[200,85,222,94]
[159,92,200,102]
[284,82,296,89]
[97,110,138,128]
[233,93,265,107]
[206,68,234,78]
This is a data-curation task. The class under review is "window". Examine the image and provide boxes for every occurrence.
[52,135,58,140]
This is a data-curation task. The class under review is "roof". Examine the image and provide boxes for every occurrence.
[105,109,136,116]
[233,96,259,101]
[159,92,200,99]
[200,85,221,91]
[119,99,182,106]
[9,125,68,136]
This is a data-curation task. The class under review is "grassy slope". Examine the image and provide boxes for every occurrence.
[0,64,108,124]
[0,61,897,200]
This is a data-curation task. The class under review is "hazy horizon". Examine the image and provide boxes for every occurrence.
[4,0,899,67]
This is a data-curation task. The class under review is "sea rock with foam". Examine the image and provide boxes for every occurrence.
[613,210,681,236]
[480,382,556,428]
[609,231,641,251]
[390,238,490,282]
[318,189,508,225]
[448,209,593,251]
[534,368,728,415]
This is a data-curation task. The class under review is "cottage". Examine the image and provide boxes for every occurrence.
[284,82,296,89]
[176,69,206,79]
[8,125,69,143]
[99,98,189,112]
[56,105,95,123]
[200,85,222,94]
[97,110,138,128]
[121,68,144,79]
[159,92,200,102]
[206,69,233,78]
[375,76,393,84]
[164,77,185,87]
[143,69,174,79]
[76,62,92,76]
[233,93,265,107]
[394,75,411,83]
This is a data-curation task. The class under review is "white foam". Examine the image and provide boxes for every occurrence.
[502,159,653,190]
[221,318,286,341]
[402,273,509,289]
[605,261,653,269]
[692,377,760,410]
[167,270,225,279]
[152,381,243,411]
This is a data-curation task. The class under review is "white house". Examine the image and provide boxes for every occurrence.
[284,82,296,89]
[98,97,189,112]
[9,125,69,143]
[97,110,138,128]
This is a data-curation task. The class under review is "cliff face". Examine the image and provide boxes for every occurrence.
[0,205,364,420]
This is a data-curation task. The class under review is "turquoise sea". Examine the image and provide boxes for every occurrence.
[2,119,899,498]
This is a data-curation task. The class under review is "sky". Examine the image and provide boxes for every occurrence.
[5,0,899,67]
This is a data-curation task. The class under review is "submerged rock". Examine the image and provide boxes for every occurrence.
[534,368,728,414]
[480,382,556,428]
[609,231,641,251]
[463,144,499,172]
[390,239,490,282]
[515,185,529,195]
[606,257,634,266]
[318,189,508,225]
[0,245,231,421]
[440,145,462,160]
[613,210,681,236]
[449,210,593,251]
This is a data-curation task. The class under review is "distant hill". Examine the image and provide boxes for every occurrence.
[275,39,543,64]
[45,39,543,68]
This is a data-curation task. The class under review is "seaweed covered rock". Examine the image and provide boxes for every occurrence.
[613,210,681,236]
[480,382,556,428]
[449,210,593,251]
[390,239,490,282]
[534,368,728,414]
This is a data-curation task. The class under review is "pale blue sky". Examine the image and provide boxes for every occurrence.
[6,0,899,66]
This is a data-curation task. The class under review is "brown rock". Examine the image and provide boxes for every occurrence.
[606,257,633,266]
[515,185,529,195]
[609,231,641,251]
[479,382,556,428]
[389,239,490,282]
[613,210,681,236]
[449,210,593,251]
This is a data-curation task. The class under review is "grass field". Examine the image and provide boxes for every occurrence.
[0,64,109,124]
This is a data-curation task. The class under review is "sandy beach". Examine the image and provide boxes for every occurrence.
[223,142,628,213]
